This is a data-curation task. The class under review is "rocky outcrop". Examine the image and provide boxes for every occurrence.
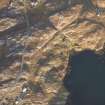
[0,39,7,60]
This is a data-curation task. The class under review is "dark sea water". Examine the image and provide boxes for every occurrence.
[63,50,105,105]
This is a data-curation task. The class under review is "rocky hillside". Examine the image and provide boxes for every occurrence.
[0,0,105,105]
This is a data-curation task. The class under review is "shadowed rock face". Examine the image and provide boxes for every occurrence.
[63,50,105,105]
